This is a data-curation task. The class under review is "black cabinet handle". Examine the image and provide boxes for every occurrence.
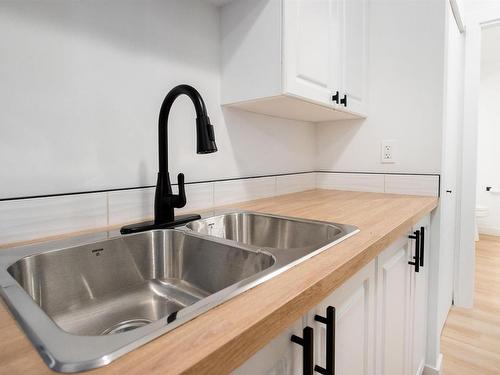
[340,94,347,107]
[419,226,425,267]
[408,229,420,273]
[332,91,340,104]
[291,326,314,375]
[314,306,335,375]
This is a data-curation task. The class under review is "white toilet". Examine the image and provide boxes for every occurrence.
[475,205,489,241]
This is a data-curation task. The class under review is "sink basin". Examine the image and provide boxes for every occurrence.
[7,230,274,336]
[185,212,347,249]
[0,211,358,372]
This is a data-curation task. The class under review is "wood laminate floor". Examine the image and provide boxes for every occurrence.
[441,234,500,374]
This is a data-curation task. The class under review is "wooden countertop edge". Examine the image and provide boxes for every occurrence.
[0,190,438,375]
[182,198,438,374]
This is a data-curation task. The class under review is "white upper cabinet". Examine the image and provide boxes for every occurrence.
[342,0,367,115]
[283,0,336,105]
[221,0,367,122]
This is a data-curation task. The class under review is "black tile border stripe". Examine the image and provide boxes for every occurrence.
[0,170,441,202]
[316,170,440,177]
[0,171,314,202]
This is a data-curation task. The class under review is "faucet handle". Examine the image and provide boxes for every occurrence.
[172,173,187,209]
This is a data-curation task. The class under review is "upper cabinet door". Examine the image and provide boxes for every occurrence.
[340,0,367,115]
[283,0,337,106]
[221,0,367,122]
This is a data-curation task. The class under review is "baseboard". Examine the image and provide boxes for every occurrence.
[478,226,500,236]
[423,353,443,375]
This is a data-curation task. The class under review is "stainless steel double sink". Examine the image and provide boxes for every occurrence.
[0,211,358,372]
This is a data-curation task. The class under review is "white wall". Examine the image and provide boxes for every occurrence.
[316,0,445,174]
[465,0,500,24]
[476,25,500,234]
[426,2,465,368]
[0,0,316,199]
[315,1,448,370]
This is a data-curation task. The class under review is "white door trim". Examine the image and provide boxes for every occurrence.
[454,17,500,308]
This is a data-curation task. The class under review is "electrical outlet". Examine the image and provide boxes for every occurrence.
[381,140,396,163]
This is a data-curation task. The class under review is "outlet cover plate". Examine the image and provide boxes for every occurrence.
[381,140,396,164]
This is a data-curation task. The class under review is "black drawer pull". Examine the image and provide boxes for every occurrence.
[408,229,420,273]
[332,91,340,104]
[291,326,314,375]
[340,94,347,107]
[419,226,425,267]
[314,306,335,375]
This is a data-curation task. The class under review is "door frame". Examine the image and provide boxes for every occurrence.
[454,12,500,307]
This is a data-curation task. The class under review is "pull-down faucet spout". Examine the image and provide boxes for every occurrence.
[121,85,217,234]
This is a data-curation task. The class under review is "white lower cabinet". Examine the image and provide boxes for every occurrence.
[233,318,305,375]
[375,236,412,375]
[409,216,430,375]
[234,215,430,375]
[307,261,376,375]
[377,215,430,375]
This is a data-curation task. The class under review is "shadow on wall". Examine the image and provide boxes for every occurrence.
[0,0,217,71]
[221,107,317,177]
[221,0,269,63]
[316,119,365,170]
[0,0,222,198]
[0,0,318,198]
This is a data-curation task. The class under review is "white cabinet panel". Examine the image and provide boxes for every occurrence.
[376,238,412,375]
[295,0,330,87]
[341,0,367,115]
[336,285,371,375]
[221,0,367,121]
[409,216,430,375]
[308,261,376,375]
[376,215,430,375]
[237,215,431,375]
[284,0,335,105]
[232,318,304,375]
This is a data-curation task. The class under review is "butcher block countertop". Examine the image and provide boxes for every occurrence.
[0,189,438,375]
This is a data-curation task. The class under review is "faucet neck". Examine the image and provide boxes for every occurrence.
[158,84,207,175]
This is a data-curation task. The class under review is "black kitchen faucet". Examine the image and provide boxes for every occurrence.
[121,84,217,234]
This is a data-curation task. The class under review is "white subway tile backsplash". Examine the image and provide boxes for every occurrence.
[316,172,385,193]
[0,172,440,246]
[213,177,276,206]
[0,193,108,244]
[177,182,214,214]
[108,183,215,226]
[384,174,439,197]
[107,187,155,226]
[276,173,316,195]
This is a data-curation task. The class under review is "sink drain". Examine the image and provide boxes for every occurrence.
[101,319,152,335]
